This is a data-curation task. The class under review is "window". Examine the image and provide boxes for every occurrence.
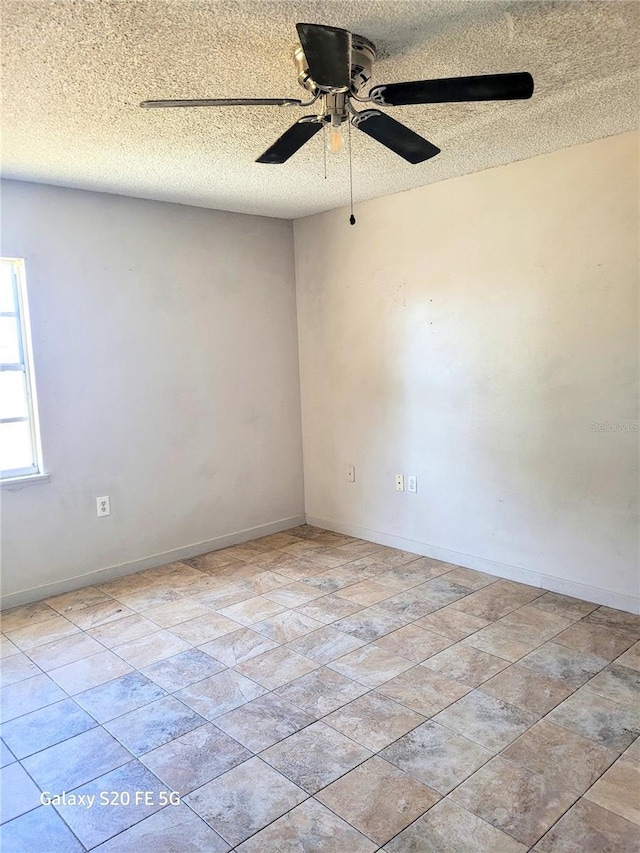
[1,258,44,481]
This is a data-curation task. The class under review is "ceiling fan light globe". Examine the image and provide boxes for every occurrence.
[326,125,345,154]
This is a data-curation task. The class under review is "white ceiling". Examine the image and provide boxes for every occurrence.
[2,1,638,219]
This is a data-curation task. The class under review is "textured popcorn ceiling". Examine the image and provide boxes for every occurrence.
[1,1,638,219]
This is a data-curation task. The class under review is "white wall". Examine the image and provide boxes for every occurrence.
[295,131,639,611]
[1,181,304,605]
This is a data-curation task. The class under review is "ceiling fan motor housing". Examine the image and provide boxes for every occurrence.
[293,33,376,96]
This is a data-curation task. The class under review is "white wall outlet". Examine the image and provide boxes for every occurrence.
[96,496,111,517]
[347,465,356,483]
[395,474,405,491]
[407,474,418,493]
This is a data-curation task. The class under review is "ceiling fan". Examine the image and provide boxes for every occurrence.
[141,22,534,165]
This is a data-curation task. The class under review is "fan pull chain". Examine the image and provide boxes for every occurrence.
[323,123,327,180]
[348,119,355,225]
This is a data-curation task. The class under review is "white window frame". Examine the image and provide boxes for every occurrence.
[1,257,45,483]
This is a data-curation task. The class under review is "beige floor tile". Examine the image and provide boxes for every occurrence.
[113,630,191,668]
[176,670,266,720]
[277,557,335,580]
[530,591,599,621]
[381,720,493,794]
[378,665,470,715]
[0,636,20,659]
[48,650,133,694]
[286,626,366,664]
[433,690,538,752]
[168,612,240,644]
[140,723,251,794]
[389,556,452,579]
[95,573,157,599]
[422,643,510,687]
[547,687,640,752]
[7,528,640,852]
[138,597,212,627]
[86,613,158,648]
[450,755,578,847]
[1,601,59,634]
[296,550,356,570]
[235,798,376,853]
[554,621,636,660]
[616,640,640,672]
[275,667,368,716]
[239,571,291,594]
[336,580,400,606]
[66,600,134,630]
[185,756,307,845]
[585,663,640,707]
[74,672,166,723]
[452,581,543,620]
[0,673,66,723]
[92,802,229,853]
[45,587,112,615]
[328,644,414,688]
[219,595,287,626]
[415,606,491,641]
[584,758,640,825]
[264,583,325,608]
[25,632,104,671]
[463,623,545,662]
[234,646,319,690]
[199,627,278,667]
[531,797,638,852]
[623,737,640,765]
[504,719,617,795]
[333,607,407,641]
[479,663,572,714]
[325,692,425,751]
[141,648,225,691]
[6,615,80,651]
[584,606,640,638]
[441,567,497,591]
[372,548,421,567]
[519,641,609,688]
[214,693,316,751]
[185,550,249,571]
[374,624,454,662]
[316,755,440,845]
[0,653,40,688]
[261,720,372,792]
[196,583,254,611]
[252,610,323,643]
[155,565,211,594]
[367,564,433,591]
[384,796,527,853]
[106,585,185,612]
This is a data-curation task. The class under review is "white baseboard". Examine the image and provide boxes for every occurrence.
[1,515,306,610]
[306,515,640,615]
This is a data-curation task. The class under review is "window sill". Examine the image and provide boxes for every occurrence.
[1,473,51,490]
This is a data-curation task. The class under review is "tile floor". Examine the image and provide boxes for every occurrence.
[1,525,639,851]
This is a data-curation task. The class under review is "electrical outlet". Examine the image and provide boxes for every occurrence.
[395,474,405,491]
[96,496,111,517]
[347,465,356,483]
[407,474,418,493]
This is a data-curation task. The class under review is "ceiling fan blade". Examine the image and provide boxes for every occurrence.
[140,97,303,108]
[296,23,352,89]
[256,117,323,164]
[369,72,534,106]
[352,110,440,164]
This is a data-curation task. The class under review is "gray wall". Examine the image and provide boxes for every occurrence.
[1,181,305,604]
[294,131,639,610]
